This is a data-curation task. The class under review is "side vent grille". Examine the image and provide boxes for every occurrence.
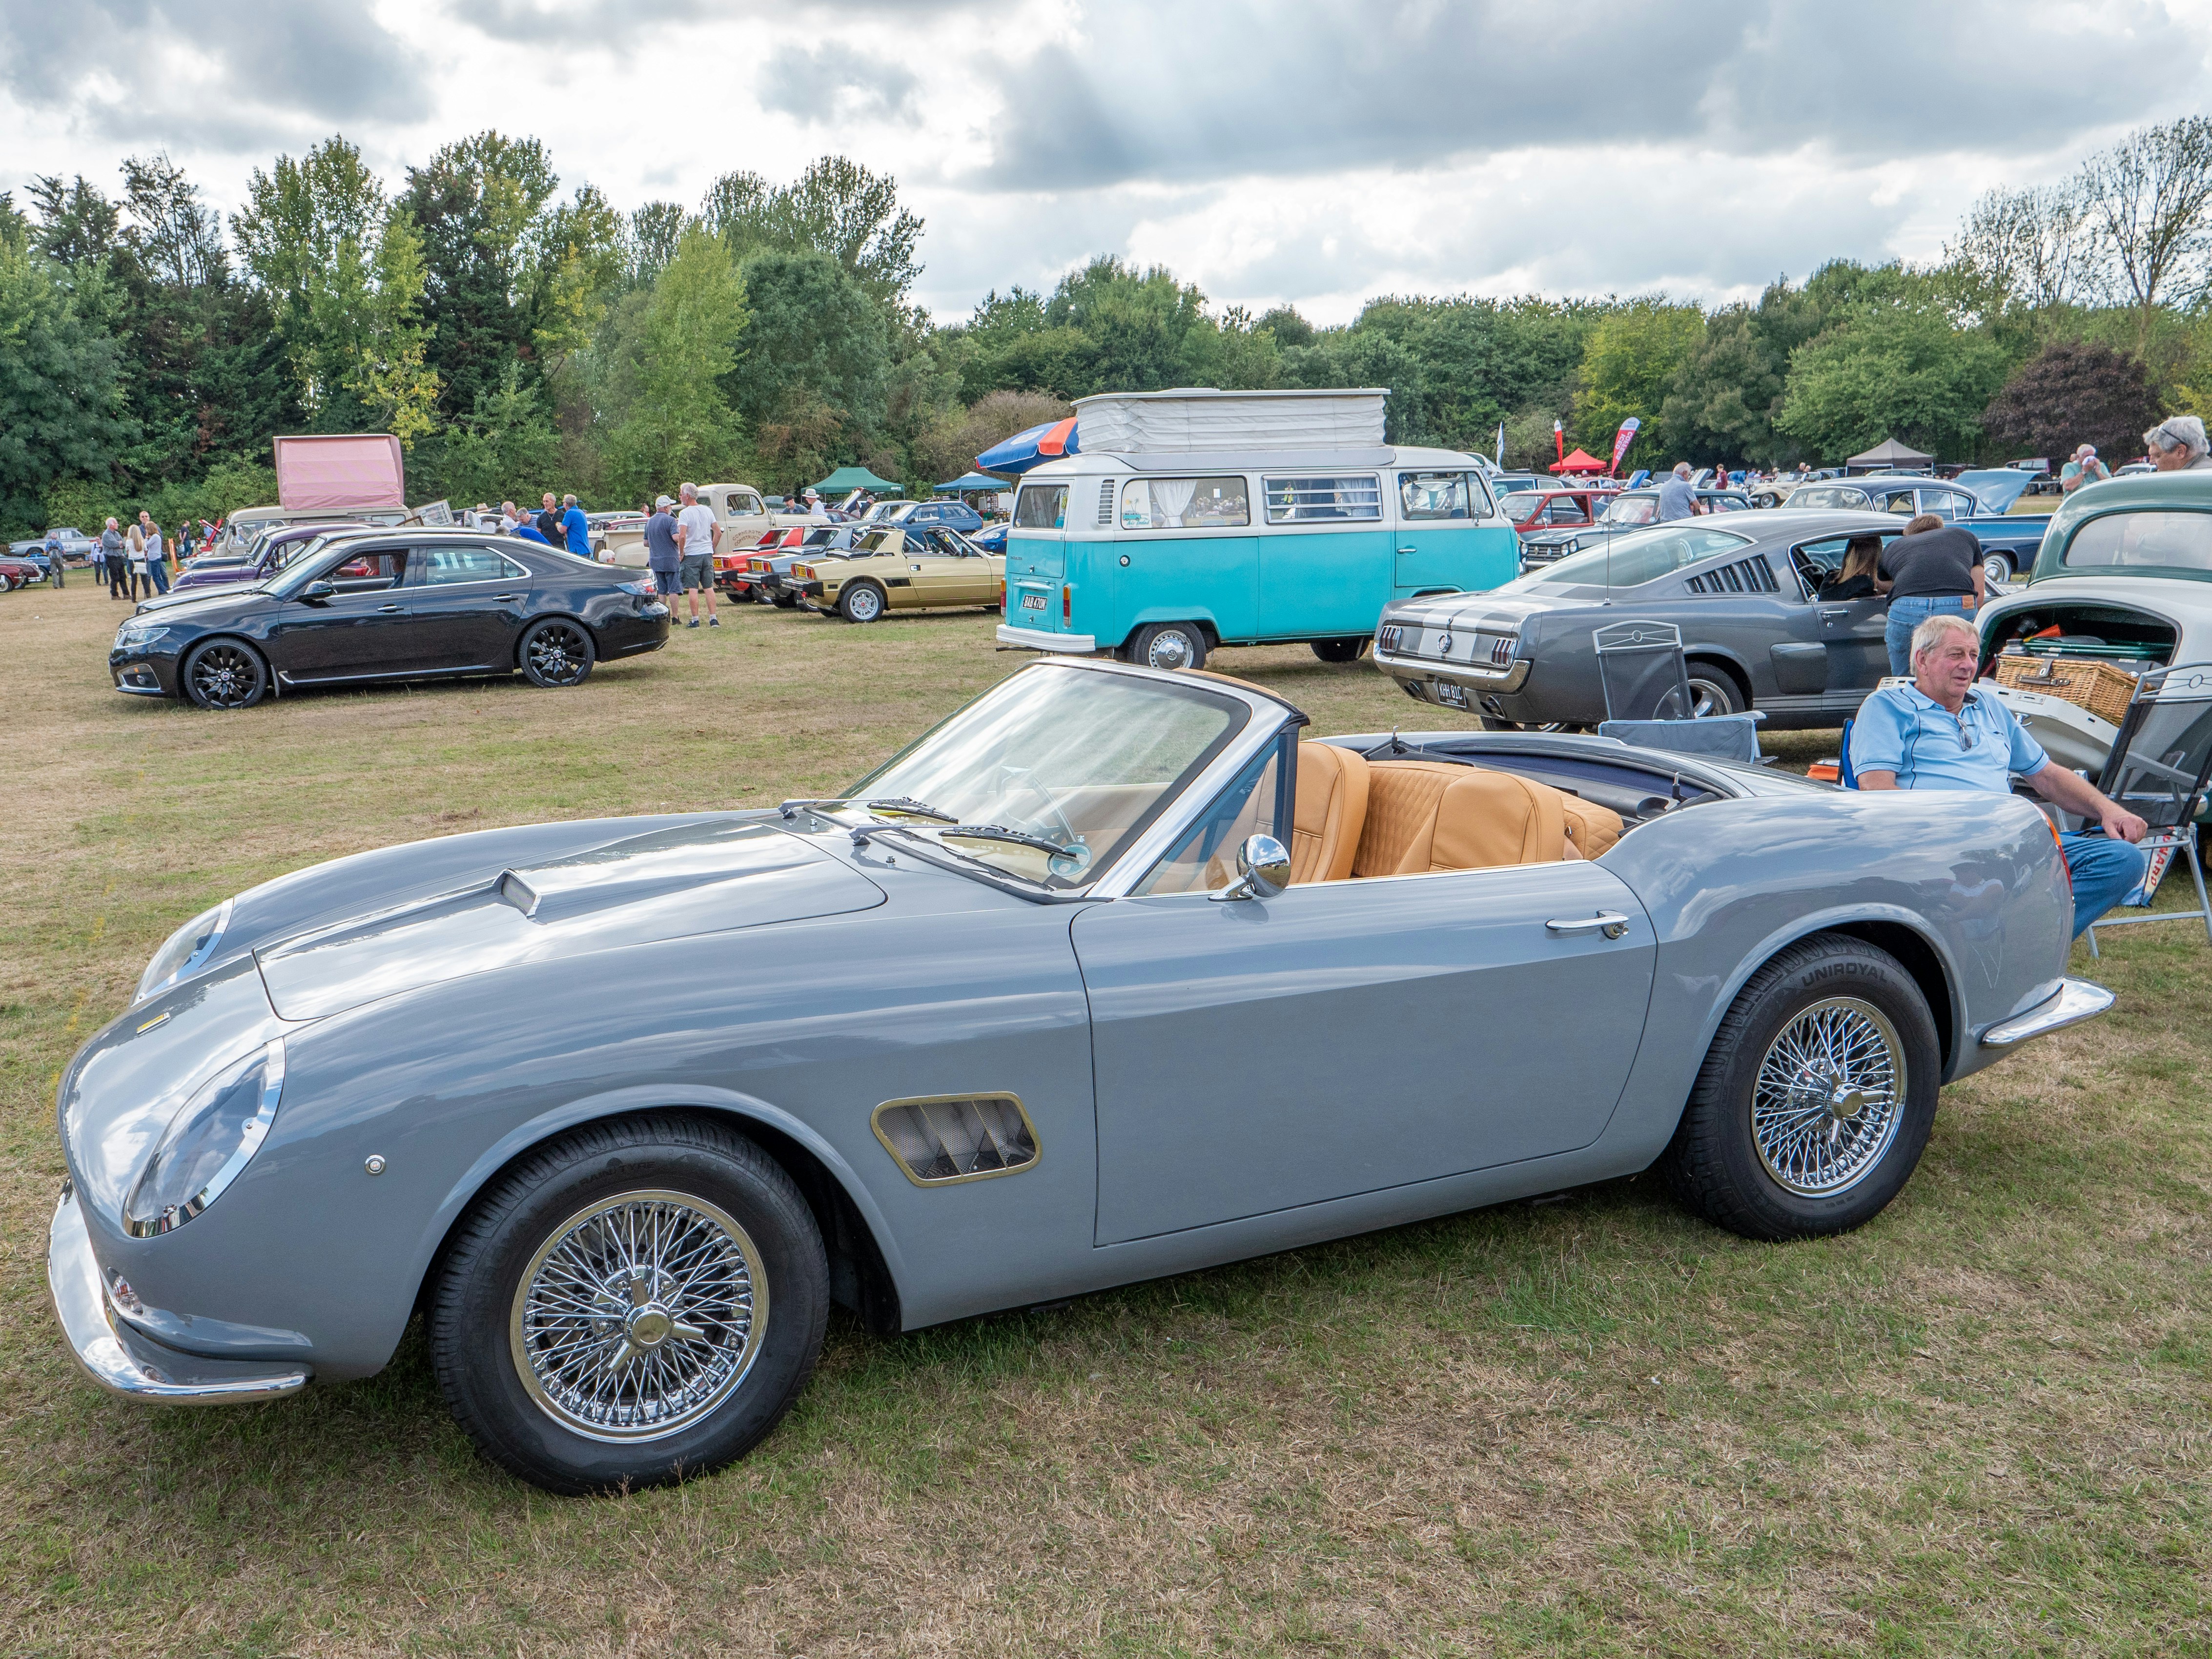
[1685,556,1779,595]
[1098,479,1116,527]
[872,1094,1039,1186]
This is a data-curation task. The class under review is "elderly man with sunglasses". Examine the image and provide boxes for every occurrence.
[1849,613,2149,939]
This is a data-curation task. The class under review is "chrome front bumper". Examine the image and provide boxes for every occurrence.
[47,1186,310,1404]
[996,623,1097,653]
[1980,977,2116,1048]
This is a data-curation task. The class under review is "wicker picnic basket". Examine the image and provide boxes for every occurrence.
[1994,651,2140,725]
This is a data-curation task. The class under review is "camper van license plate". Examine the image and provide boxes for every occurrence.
[1431,680,1469,709]
[1020,592,1048,610]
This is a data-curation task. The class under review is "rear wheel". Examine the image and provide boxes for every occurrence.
[771,591,797,609]
[1681,664,1742,718]
[430,1115,828,1495]
[839,582,885,624]
[520,617,595,688]
[1124,620,1208,672]
[1311,637,1368,664]
[1660,935,1939,1240]
[182,639,268,709]
[1983,552,2014,584]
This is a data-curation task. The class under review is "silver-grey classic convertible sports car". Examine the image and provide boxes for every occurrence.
[51,659,2111,1494]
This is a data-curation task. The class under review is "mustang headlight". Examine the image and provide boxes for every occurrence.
[137,897,233,1003]
[123,1038,285,1237]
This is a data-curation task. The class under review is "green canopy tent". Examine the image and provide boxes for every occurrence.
[813,466,903,494]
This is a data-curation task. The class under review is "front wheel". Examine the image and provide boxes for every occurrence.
[430,1115,829,1495]
[182,638,268,709]
[1124,620,1209,672]
[1659,935,1940,1240]
[839,583,885,623]
[1311,637,1368,664]
[520,617,595,688]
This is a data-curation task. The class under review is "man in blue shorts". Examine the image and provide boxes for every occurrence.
[1849,613,2148,939]
[643,496,683,602]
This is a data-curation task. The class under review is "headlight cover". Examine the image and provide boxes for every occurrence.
[115,621,173,650]
[136,898,233,1003]
[123,1039,286,1238]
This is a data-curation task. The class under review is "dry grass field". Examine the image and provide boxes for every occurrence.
[2,575,2208,1657]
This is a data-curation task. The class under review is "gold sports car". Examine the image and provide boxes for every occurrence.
[790,527,1005,623]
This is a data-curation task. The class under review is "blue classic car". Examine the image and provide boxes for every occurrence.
[50,660,2105,1493]
[1785,473,2050,583]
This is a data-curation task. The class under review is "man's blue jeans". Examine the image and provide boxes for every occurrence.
[2062,829,2151,939]
[1884,594,1973,677]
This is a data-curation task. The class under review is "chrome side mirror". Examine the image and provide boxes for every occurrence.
[1211,834,1291,902]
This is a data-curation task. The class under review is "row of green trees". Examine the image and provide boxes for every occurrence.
[6,118,2212,539]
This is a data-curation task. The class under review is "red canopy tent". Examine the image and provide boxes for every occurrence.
[1551,448,1606,474]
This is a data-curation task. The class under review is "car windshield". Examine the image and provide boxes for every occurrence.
[1510,525,1756,589]
[1501,494,1547,523]
[1599,495,1659,525]
[2063,510,2212,573]
[840,667,1253,889]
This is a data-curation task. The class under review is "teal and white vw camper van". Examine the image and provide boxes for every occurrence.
[993,389,1519,671]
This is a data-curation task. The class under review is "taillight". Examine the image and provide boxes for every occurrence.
[1062,584,1071,623]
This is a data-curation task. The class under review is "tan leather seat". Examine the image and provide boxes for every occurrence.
[1560,795,1624,858]
[1291,742,1369,883]
[1352,760,1618,876]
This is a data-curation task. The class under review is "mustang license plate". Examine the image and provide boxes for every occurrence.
[1020,592,1048,610]
[1431,680,1470,709]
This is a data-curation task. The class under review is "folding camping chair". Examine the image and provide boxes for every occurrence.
[2082,662,2212,956]
[1591,619,1765,764]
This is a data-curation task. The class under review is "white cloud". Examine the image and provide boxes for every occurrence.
[0,0,2206,328]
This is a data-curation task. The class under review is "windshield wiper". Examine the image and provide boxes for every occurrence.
[850,820,1073,859]
[778,795,960,823]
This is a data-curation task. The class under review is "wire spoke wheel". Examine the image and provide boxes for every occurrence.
[524,621,591,686]
[510,1189,768,1442]
[1750,996,1905,1197]
[186,642,264,709]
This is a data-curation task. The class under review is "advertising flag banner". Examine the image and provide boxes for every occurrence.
[1609,417,1642,475]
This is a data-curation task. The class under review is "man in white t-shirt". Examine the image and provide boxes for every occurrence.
[675,482,721,628]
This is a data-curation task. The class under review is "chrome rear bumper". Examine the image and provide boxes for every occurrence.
[47,1186,310,1404]
[1980,978,2115,1048]
[996,624,1097,653]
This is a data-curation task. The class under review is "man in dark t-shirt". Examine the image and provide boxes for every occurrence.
[1877,513,1984,676]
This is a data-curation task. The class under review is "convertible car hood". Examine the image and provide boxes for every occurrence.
[257,820,883,1020]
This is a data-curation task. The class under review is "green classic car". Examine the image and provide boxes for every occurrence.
[791,527,1005,624]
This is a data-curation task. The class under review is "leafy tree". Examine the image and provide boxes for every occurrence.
[25,175,122,266]
[1570,299,1706,461]
[530,183,626,376]
[426,363,562,507]
[729,249,886,434]
[1660,280,1831,466]
[626,202,687,287]
[600,228,749,501]
[1980,341,2163,465]
[1778,293,2007,462]
[911,389,1071,485]
[0,233,132,534]
[1043,257,1210,395]
[2076,117,2212,337]
[121,152,227,288]
[704,157,923,310]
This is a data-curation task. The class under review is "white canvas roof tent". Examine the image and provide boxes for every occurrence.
[1844,436,1934,474]
[1070,389,1390,454]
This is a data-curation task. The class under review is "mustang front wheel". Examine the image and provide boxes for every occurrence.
[430,1115,828,1495]
[1660,935,1939,1240]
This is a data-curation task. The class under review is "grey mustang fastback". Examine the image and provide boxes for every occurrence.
[52,658,2109,1493]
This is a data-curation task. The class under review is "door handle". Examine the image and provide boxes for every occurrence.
[1819,606,1849,619]
[492,592,521,601]
[1546,911,1632,940]
[377,604,403,613]
[1396,545,1417,554]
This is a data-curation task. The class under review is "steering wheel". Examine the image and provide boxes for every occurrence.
[990,762,1082,850]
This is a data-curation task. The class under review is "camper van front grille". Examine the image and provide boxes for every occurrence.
[1098,480,1115,527]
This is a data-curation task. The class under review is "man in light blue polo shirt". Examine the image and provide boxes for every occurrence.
[1849,613,2148,938]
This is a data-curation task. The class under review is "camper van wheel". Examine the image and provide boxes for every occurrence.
[1126,621,1208,673]
[1311,638,1368,664]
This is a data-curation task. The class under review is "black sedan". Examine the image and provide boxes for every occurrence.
[110,532,670,709]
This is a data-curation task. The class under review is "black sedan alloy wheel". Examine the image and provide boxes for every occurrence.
[520,618,596,688]
[182,639,269,710]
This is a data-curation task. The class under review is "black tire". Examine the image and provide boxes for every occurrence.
[1681,663,1742,718]
[1125,620,1208,672]
[1983,552,2014,585]
[1659,935,1941,1241]
[771,591,798,610]
[181,638,269,710]
[1311,637,1368,664]
[430,1114,829,1496]
[520,617,595,688]
[839,582,886,624]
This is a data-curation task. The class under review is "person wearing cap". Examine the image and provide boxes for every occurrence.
[644,495,683,600]
[2059,444,2110,493]
[2145,414,2212,471]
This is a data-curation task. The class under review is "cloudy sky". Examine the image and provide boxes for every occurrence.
[2,0,2208,325]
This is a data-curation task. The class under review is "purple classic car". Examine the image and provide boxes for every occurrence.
[171,523,367,594]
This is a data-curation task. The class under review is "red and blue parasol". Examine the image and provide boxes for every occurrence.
[975,417,1079,475]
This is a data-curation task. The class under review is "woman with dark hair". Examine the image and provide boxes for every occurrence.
[1818,533,1887,601]
[1877,512,1983,676]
